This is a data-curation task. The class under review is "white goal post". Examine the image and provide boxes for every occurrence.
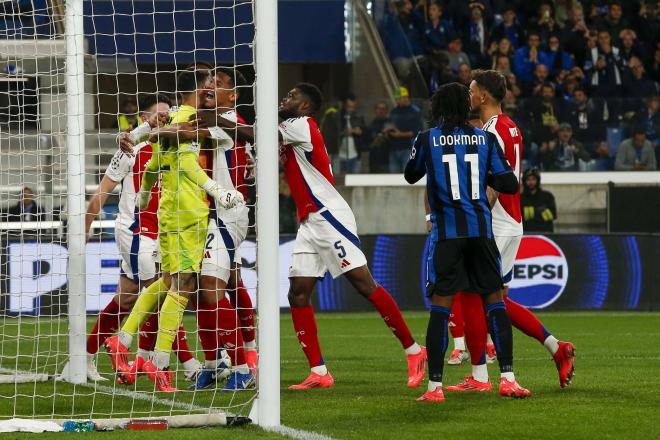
[0,0,279,430]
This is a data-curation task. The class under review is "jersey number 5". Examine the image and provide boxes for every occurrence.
[442,153,479,200]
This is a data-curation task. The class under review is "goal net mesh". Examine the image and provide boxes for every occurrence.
[0,0,258,426]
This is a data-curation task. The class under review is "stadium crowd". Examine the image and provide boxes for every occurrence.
[324,0,659,174]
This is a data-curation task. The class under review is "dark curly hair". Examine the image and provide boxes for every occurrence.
[431,82,471,126]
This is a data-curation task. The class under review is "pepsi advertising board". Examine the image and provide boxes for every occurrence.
[1,234,659,314]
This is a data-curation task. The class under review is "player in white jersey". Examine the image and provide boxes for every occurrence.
[444,70,575,394]
[213,83,427,390]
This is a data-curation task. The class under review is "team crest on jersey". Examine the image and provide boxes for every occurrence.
[509,127,519,137]
[507,236,568,309]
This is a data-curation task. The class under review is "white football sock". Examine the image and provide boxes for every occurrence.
[472,364,489,383]
[544,335,560,356]
[428,380,442,392]
[182,358,198,372]
[311,365,328,376]
[235,364,250,375]
[405,342,422,355]
[153,350,170,370]
[244,340,257,351]
[453,336,466,351]
[205,359,221,369]
[487,333,494,345]
[501,372,515,382]
[118,331,132,349]
[137,348,150,361]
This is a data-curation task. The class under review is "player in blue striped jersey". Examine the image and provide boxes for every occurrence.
[405,82,531,402]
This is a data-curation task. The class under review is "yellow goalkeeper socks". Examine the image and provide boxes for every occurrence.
[118,277,168,347]
[154,291,189,355]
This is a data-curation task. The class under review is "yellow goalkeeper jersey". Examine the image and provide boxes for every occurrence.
[155,104,210,232]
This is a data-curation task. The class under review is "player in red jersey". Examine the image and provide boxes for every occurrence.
[61,94,200,382]
[213,83,427,390]
[445,70,575,394]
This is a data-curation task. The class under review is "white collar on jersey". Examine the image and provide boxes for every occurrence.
[220,110,237,123]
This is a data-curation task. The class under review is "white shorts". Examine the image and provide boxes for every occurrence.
[201,204,249,282]
[495,234,522,284]
[115,227,160,282]
[289,208,367,279]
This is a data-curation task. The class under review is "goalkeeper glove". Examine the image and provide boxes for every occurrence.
[202,179,245,209]
[137,188,152,211]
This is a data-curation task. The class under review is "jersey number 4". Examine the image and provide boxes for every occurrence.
[443,153,479,200]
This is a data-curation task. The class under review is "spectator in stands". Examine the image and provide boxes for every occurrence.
[422,52,454,93]
[521,168,557,233]
[322,94,366,174]
[618,29,642,63]
[423,2,454,54]
[540,123,591,171]
[529,3,559,43]
[636,1,660,50]
[540,34,574,80]
[365,101,394,173]
[387,86,423,172]
[488,37,513,70]
[525,82,561,145]
[462,4,490,68]
[522,63,551,96]
[6,186,43,222]
[446,35,471,72]
[584,30,624,99]
[593,1,628,40]
[489,6,523,48]
[556,66,585,101]
[115,97,138,131]
[381,0,425,83]
[553,0,580,28]
[561,4,591,67]
[636,96,660,149]
[615,126,657,171]
[514,31,542,83]
[455,62,472,87]
[623,56,659,114]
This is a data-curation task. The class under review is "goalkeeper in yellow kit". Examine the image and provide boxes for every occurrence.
[105,67,244,391]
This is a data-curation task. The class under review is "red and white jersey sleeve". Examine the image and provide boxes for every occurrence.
[209,110,249,201]
[278,116,351,221]
[104,143,159,238]
[483,114,523,236]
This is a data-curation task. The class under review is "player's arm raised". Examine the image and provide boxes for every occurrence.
[485,132,518,195]
[404,132,427,184]
[178,149,244,209]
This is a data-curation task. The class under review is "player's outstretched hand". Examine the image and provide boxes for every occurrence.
[137,188,152,210]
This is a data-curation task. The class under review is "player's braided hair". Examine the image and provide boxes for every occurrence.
[176,68,211,97]
[295,82,323,115]
[431,82,470,126]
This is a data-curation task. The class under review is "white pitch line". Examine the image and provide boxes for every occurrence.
[267,425,336,440]
[83,383,214,412]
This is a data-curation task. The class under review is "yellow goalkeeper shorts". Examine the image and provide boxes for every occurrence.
[159,222,207,274]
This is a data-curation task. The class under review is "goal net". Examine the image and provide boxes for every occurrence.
[0,0,279,430]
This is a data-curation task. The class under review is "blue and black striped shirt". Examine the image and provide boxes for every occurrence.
[404,123,515,241]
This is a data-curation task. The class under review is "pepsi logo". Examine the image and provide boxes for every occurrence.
[507,235,568,309]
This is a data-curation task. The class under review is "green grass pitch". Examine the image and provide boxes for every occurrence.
[1,312,659,439]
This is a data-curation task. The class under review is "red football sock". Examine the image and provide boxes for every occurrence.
[174,325,193,363]
[195,302,220,362]
[504,295,550,344]
[230,280,256,343]
[449,294,465,339]
[86,299,129,354]
[290,305,323,368]
[217,297,246,366]
[138,312,159,352]
[459,291,489,366]
[368,286,415,349]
